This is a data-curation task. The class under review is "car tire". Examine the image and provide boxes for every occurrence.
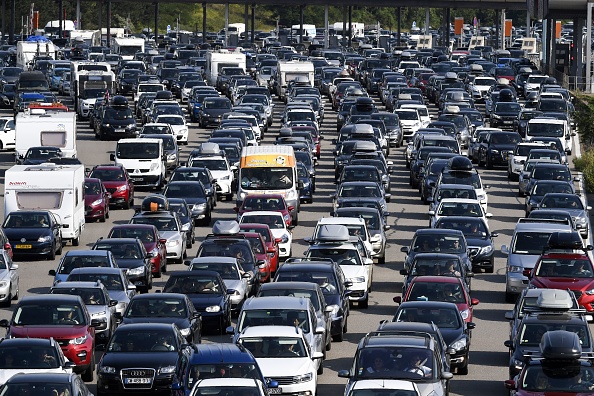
[458,360,469,375]
[72,235,80,246]
[359,297,369,309]
[1,290,11,307]
[317,361,324,375]
[378,255,386,264]
[505,291,516,303]
[82,352,95,382]
[48,244,56,261]
[332,330,343,342]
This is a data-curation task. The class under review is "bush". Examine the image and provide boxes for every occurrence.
[575,94,594,147]
[574,151,594,193]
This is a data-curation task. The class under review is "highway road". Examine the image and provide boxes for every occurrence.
[0,89,581,396]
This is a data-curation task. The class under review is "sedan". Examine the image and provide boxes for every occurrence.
[2,210,63,260]
[163,270,231,335]
[164,181,212,226]
[84,178,110,222]
[537,193,591,238]
[429,198,492,228]
[119,293,202,344]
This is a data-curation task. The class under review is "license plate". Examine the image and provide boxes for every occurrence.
[15,244,32,249]
[132,177,144,182]
[268,388,282,394]
[124,378,151,384]
[115,129,125,133]
[503,121,513,124]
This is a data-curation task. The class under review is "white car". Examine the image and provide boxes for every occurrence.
[507,142,547,180]
[238,325,323,396]
[189,378,269,396]
[134,83,165,105]
[0,249,18,307]
[310,217,374,259]
[346,380,421,396]
[130,212,187,262]
[187,257,250,312]
[0,117,15,151]
[429,198,492,228]
[155,114,189,145]
[188,153,235,201]
[394,109,422,142]
[399,104,431,127]
[468,76,496,101]
[239,211,292,258]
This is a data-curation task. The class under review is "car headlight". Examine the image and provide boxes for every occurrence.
[283,214,290,222]
[167,239,180,247]
[180,128,188,135]
[117,302,127,311]
[370,234,381,242]
[100,365,116,374]
[450,337,467,351]
[513,158,523,164]
[167,154,176,161]
[220,175,230,181]
[478,245,493,255]
[350,276,366,283]
[159,365,176,374]
[477,194,486,202]
[91,311,106,318]
[150,163,159,171]
[181,222,191,232]
[286,190,297,200]
[585,289,594,295]
[38,235,51,243]
[206,305,221,313]
[297,373,313,382]
[91,199,103,207]
[575,216,587,225]
[0,281,8,288]
[116,185,128,192]
[193,203,206,210]
[179,328,191,337]
[512,358,523,370]
[460,309,470,320]
[508,265,523,273]
[69,335,88,345]
[127,266,145,276]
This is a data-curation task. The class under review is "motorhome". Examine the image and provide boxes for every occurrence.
[16,37,56,70]
[75,70,115,118]
[44,20,76,38]
[69,30,102,47]
[275,60,314,101]
[521,38,538,54]
[15,110,77,159]
[69,61,112,109]
[205,50,246,86]
[112,37,145,60]
[4,163,85,245]
[291,24,316,42]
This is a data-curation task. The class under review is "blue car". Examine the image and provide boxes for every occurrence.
[297,162,313,204]
[48,67,69,90]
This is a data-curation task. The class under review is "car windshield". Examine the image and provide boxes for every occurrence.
[240,336,307,358]
[521,365,594,392]
[408,281,465,304]
[519,323,590,347]
[58,255,110,274]
[540,195,583,210]
[157,116,184,125]
[412,258,463,277]
[131,216,179,232]
[164,274,223,294]
[495,102,521,112]
[238,309,310,333]
[395,111,418,121]
[411,235,465,253]
[533,167,570,181]
[25,148,60,159]
[189,262,240,280]
[533,182,573,195]
[0,346,60,369]
[536,258,593,278]
[355,346,438,380]
[67,273,124,291]
[104,108,133,120]
[339,185,382,198]
[165,183,205,198]
[107,329,177,352]
[189,158,228,171]
[84,181,102,195]
[307,248,362,266]
[13,304,85,326]
[436,219,487,238]
[441,172,482,189]
[512,232,556,255]
[240,214,285,229]
[116,142,159,159]
[437,202,482,217]
[240,167,294,190]
[3,213,51,228]
[186,364,260,389]
[126,298,186,318]
[142,125,170,134]
[90,169,126,181]
[204,99,231,109]
[259,289,320,310]
[52,287,106,305]
[395,307,462,329]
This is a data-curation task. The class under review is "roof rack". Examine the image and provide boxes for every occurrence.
[284,257,335,264]
[521,330,594,362]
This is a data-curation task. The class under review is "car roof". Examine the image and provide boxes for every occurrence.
[69,267,123,275]
[131,293,186,301]
[20,294,83,304]
[398,300,460,310]
[259,282,319,292]
[413,228,464,236]
[64,249,110,257]
[6,372,75,384]
[239,325,304,338]
[317,217,366,225]
[51,281,105,290]
[0,338,56,347]
[242,296,311,310]
[190,257,237,265]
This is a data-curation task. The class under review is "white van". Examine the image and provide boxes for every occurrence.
[526,117,572,155]
[4,163,85,245]
[15,110,77,160]
[110,138,166,190]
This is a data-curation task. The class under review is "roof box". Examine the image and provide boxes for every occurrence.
[112,95,128,108]
[548,231,583,250]
[448,156,473,171]
[444,72,458,80]
[198,142,220,155]
[279,127,293,137]
[353,140,377,153]
[469,64,483,72]
[212,220,240,235]
[444,105,460,114]
[316,224,350,243]
[536,289,573,310]
[155,90,174,100]
[540,330,582,360]
[141,195,169,212]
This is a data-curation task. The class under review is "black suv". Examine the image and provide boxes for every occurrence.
[96,96,138,141]
[92,238,153,293]
[477,131,522,169]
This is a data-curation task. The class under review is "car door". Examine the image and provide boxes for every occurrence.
[309,304,323,356]
[5,253,18,297]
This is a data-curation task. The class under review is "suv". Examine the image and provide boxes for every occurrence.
[502,218,573,303]
[477,131,522,169]
[95,96,138,140]
[50,280,117,345]
[0,295,99,381]
[187,143,236,201]
[88,165,135,209]
[337,331,453,396]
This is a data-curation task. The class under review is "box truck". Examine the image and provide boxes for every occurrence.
[15,110,77,160]
[4,163,86,245]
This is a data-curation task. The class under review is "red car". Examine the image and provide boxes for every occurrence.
[239,223,280,275]
[394,276,479,323]
[0,294,98,381]
[88,165,135,209]
[107,224,167,277]
[240,231,272,282]
[525,251,594,312]
[84,178,110,222]
[234,194,294,227]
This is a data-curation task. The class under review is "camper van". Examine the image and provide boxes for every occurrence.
[4,163,85,245]
[69,30,102,47]
[275,61,315,101]
[291,24,316,42]
[110,138,166,189]
[15,110,77,160]
[16,38,56,70]
[205,50,247,86]
[112,37,145,60]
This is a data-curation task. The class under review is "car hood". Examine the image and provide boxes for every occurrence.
[508,254,540,270]
[188,294,225,310]
[465,238,490,248]
[101,351,179,368]
[416,383,448,396]
[202,108,229,116]
[494,111,520,117]
[439,327,466,345]
[489,143,517,151]
[0,368,72,386]
[532,277,594,290]
[160,231,182,241]
[143,241,158,252]
[116,258,147,269]
[122,316,191,328]
[340,265,366,279]
[4,228,52,240]
[106,290,131,304]
[255,357,314,377]
[85,194,103,204]
[539,208,584,217]
[100,181,127,189]
[224,279,245,293]
[9,325,88,339]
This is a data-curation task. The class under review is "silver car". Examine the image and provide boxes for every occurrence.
[0,249,19,307]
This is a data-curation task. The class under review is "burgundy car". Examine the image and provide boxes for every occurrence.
[88,165,134,209]
[239,223,280,275]
[107,224,167,277]
[240,231,272,283]
[234,194,294,228]
[84,178,110,222]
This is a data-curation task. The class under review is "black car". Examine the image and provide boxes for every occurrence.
[92,238,153,292]
[199,97,232,128]
[0,373,93,396]
[274,258,351,342]
[163,181,212,226]
[401,228,472,273]
[490,101,522,130]
[163,270,230,335]
[477,131,522,169]
[18,146,62,165]
[0,67,23,84]
[117,69,142,95]
[170,167,218,207]
[332,181,390,214]
[119,293,201,344]
[400,252,473,292]
[393,301,475,375]
[97,323,192,396]
[409,146,454,188]
[2,210,63,260]
[96,97,138,141]
[434,216,497,273]
[0,337,76,372]
[0,82,16,108]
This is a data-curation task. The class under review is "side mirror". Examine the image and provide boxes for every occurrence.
[0,319,9,327]
[501,245,509,255]
[184,260,192,266]
[504,311,514,320]
[466,322,476,330]
[48,269,56,276]
[385,194,391,202]
[393,296,402,304]
[471,298,480,306]
[110,153,116,161]
[400,246,409,253]
[504,380,517,391]
[504,340,513,349]
[226,325,235,334]
[314,326,325,335]
[109,300,118,307]
[337,370,350,378]
[399,269,408,276]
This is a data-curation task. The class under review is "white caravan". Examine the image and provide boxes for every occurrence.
[16,39,56,69]
[205,50,247,86]
[15,110,77,159]
[112,37,145,60]
[4,163,85,245]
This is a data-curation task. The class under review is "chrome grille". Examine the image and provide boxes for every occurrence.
[270,376,299,386]
[121,368,156,389]
[106,188,117,194]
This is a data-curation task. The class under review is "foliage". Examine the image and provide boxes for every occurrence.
[574,93,594,147]
[573,151,594,193]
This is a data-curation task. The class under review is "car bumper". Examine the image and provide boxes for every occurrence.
[85,205,106,220]
[97,373,174,395]
[506,272,529,295]
[61,340,94,370]
[128,174,161,188]
[450,349,469,369]
[347,284,368,302]
[10,240,54,256]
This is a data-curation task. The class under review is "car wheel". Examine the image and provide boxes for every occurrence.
[378,255,386,264]
[359,297,369,309]
[317,361,324,375]
[48,244,56,260]
[82,352,95,382]
[72,235,80,246]
[458,360,469,375]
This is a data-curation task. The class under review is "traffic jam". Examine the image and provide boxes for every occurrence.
[0,23,589,396]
